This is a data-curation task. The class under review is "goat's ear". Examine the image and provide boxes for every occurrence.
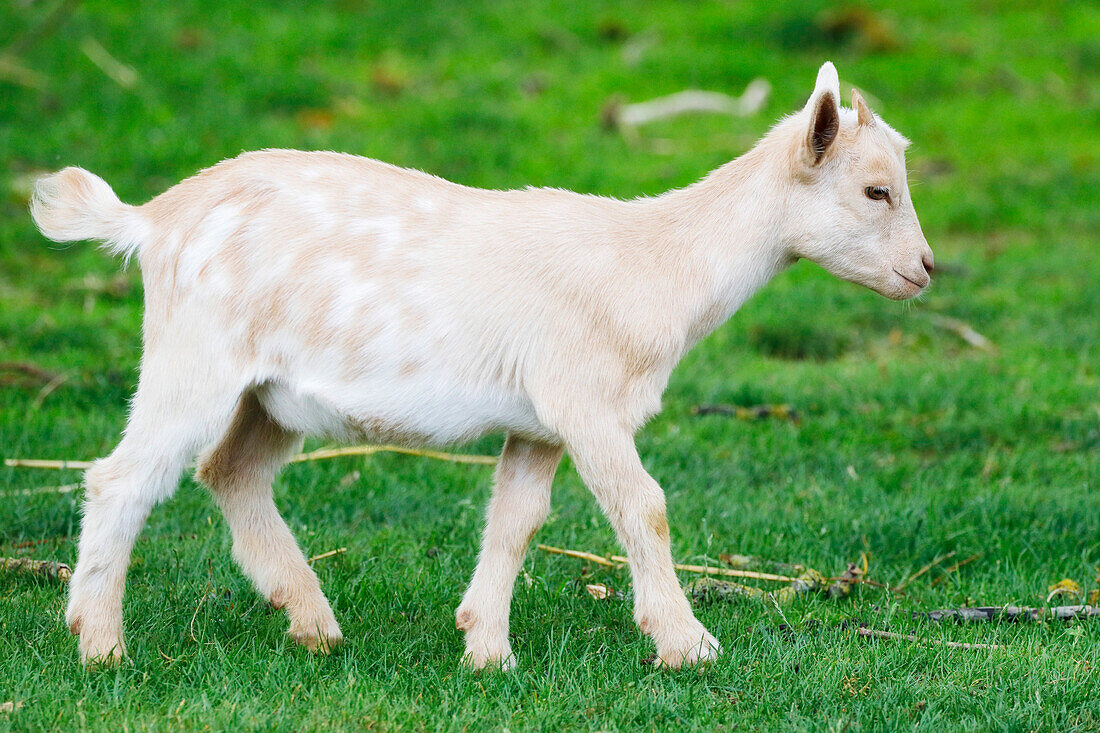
[852,88,875,127]
[803,62,841,166]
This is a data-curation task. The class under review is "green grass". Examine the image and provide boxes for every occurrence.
[2,0,1099,729]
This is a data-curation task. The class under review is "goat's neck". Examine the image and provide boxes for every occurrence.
[643,146,791,351]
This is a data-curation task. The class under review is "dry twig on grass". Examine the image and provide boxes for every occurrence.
[5,443,498,473]
[537,544,801,582]
[539,544,900,605]
[0,557,72,582]
[0,362,62,386]
[688,568,828,605]
[307,547,347,564]
[897,551,956,591]
[5,483,81,496]
[666,560,797,584]
[4,459,93,471]
[928,314,996,352]
[920,605,1100,622]
[290,444,496,466]
[537,544,621,568]
[930,553,983,586]
[856,626,1003,651]
[603,80,771,130]
[692,403,801,425]
[80,37,138,88]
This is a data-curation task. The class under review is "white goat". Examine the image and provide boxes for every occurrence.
[31,62,932,668]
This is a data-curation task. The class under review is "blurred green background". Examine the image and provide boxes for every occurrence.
[1,1,1098,730]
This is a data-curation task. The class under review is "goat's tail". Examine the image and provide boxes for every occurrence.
[30,167,148,262]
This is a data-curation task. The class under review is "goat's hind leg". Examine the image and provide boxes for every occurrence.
[196,392,342,653]
[456,435,562,669]
[67,374,237,666]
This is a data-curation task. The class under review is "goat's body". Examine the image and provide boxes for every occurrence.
[109,149,767,449]
[32,63,933,669]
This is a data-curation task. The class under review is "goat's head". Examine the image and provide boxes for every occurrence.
[779,62,933,300]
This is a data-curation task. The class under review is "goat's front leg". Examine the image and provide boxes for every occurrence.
[456,435,562,669]
[566,423,720,668]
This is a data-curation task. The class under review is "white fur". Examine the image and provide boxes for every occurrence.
[30,62,932,668]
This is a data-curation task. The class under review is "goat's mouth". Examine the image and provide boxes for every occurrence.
[893,268,928,289]
[879,268,927,300]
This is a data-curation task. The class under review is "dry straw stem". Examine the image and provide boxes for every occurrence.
[0,557,72,582]
[79,37,138,88]
[930,553,983,586]
[856,627,1003,651]
[897,551,957,591]
[5,459,93,470]
[663,560,797,584]
[928,314,997,352]
[290,444,496,465]
[307,547,347,564]
[7,483,80,496]
[5,443,497,472]
[537,544,620,568]
[537,544,800,583]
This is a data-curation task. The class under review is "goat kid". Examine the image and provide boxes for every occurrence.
[31,62,932,668]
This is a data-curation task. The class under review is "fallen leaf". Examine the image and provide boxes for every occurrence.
[1048,578,1083,603]
[586,583,613,600]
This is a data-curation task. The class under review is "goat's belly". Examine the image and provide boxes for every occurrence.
[254,378,554,447]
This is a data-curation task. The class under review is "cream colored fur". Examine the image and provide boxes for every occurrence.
[31,62,932,668]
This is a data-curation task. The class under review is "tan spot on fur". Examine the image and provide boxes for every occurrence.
[646,507,670,543]
[84,458,126,500]
[455,608,475,631]
[269,591,288,611]
[302,290,339,350]
[242,287,292,357]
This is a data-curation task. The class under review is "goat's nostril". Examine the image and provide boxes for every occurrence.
[922,254,934,275]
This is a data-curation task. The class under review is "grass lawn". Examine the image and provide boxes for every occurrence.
[1,0,1098,729]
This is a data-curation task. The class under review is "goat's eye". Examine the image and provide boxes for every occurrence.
[865,186,890,202]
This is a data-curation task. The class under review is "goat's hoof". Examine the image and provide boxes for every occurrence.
[76,626,126,668]
[461,645,516,671]
[655,630,722,670]
[67,603,125,667]
[289,615,343,654]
